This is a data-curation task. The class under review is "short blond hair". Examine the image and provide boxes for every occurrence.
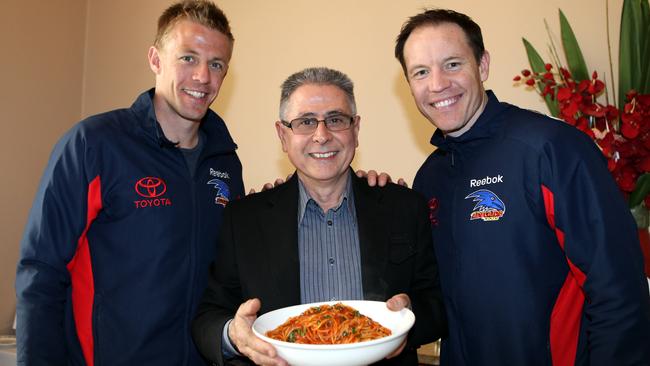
[154,0,233,48]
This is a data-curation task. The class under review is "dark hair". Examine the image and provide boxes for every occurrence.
[279,67,356,120]
[154,0,233,48]
[394,9,484,72]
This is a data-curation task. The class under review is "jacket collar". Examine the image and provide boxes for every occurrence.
[130,88,238,155]
[349,171,392,300]
[429,90,508,151]
[258,173,302,306]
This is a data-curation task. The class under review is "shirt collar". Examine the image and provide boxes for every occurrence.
[297,171,355,223]
[429,89,505,149]
[131,88,238,154]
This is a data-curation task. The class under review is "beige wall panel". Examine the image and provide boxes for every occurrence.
[82,0,168,115]
[0,0,87,333]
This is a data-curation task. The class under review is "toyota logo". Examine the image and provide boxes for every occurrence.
[135,177,167,198]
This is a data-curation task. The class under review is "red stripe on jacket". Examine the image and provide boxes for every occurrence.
[541,184,586,366]
[66,176,102,366]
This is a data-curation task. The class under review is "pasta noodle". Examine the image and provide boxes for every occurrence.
[265,303,392,344]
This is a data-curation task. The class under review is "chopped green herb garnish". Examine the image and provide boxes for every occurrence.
[287,329,298,343]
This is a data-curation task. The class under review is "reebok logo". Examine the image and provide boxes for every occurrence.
[470,175,503,187]
[209,168,230,179]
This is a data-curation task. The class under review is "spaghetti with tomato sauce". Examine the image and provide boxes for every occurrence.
[265,303,392,344]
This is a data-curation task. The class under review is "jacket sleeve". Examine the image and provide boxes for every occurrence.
[540,127,650,365]
[15,125,98,365]
[192,203,243,365]
[406,194,448,348]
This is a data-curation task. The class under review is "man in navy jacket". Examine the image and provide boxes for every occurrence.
[16,1,244,365]
[394,8,650,366]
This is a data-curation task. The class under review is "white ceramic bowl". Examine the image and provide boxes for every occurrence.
[252,300,415,366]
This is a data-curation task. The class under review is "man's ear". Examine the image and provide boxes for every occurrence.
[275,121,289,152]
[148,46,162,74]
[353,115,361,148]
[479,50,490,82]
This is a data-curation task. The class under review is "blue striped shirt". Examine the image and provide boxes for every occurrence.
[297,173,363,303]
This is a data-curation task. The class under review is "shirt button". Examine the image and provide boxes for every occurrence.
[328,258,335,265]
[327,220,333,226]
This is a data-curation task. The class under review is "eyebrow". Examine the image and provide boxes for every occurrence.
[296,110,349,118]
[442,55,465,62]
[407,55,466,73]
[407,63,428,72]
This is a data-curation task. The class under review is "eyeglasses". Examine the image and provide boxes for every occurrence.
[280,114,356,135]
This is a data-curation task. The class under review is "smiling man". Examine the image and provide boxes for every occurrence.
[394,8,650,366]
[16,1,244,365]
[192,67,446,366]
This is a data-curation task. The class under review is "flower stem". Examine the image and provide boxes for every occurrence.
[544,19,564,70]
[606,0,617,108]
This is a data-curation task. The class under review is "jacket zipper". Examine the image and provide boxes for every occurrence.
[175,146,199,366]
[186,157,199,366]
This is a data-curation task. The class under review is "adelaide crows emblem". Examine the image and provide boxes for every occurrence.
[207,178,230,207]
[465,189,506,221]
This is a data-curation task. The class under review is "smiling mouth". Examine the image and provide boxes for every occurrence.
[430,95,460,108]
[309,151,337,158]
[183,89,207,99]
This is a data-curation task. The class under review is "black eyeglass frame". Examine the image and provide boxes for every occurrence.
[280,114,357,135]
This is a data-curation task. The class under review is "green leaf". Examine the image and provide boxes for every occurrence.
[642,27,650,95]
[619,0,650,108]
[629,173,650,207]
[642,0,650,95]
[559,9,589,82]
[629,204,649,227]
[639,0,650,95]
[522,38,560,117]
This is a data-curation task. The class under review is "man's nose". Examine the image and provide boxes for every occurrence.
[311,120,332,143]
[428,69,450,92]
[193,63,210,83]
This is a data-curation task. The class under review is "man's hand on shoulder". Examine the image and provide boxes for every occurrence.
[355,169,408,188]
[248,173,293,195]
